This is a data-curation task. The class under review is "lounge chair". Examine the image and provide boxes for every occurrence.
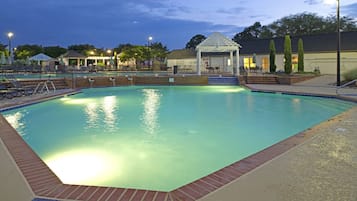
[8,79,34,96]
[0,83,18,99]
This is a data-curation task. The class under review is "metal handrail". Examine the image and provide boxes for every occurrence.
[33,80,56,94]
[336,79,357,95]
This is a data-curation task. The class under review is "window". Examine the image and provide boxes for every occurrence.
[262,57,269,72]
[292,56,298,71]
[243,57,256,69]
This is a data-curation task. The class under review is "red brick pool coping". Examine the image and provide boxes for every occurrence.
[0,92,346,201]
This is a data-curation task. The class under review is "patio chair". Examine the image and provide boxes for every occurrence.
[9,79,34,96]
[0,83,18,99]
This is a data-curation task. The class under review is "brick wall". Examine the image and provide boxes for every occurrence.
[65,75,208,88]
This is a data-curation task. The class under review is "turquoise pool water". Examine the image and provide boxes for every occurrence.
[2,86,355,191]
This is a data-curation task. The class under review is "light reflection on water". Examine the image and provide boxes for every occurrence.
[4,111,26,136]
[102,96,117,130]
[85,102,98,128]
[141,89,161,135]
[45,148,121,185]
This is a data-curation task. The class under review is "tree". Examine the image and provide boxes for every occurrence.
[284,35,292,74]
[233,22,263,42]
[234,13,357,40]
[114,44,133,54]
[44,46,67,58]
[270,13,326,37]
[0,43,7,60]
[325,15,357,32]
[118,45,147,67]
[0,43,6,52]
[15,45,43,60]
[298,38,304,72]
[260,26,274,39]
[185,34,206,49]
[68,44,97,56]
[269,40,276,73]
[150,42,169,62]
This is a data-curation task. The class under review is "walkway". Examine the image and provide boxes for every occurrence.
[246,75,357,102]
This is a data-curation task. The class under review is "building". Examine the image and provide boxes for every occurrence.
[167,31,357,75]
[239,31,357,74]
[167,32,241,75]
[59,50,136,70]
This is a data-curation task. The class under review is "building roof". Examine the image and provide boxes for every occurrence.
[239,31,357,55]
[196,32,240,52]
[60,50,86,58]
[29,53,53,61]
[167,49,196,59]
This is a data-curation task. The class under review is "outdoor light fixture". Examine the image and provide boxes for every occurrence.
[148,36,153,46]
[106,49,114,68]
[147,36,153,68]
[7,32,14,65]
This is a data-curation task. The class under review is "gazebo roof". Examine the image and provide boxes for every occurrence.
[196,32,241,52]
[29,53,53,61]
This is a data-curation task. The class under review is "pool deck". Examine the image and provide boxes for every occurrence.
[1,76,357,201]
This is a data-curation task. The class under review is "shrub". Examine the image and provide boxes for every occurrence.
[284,35,292,74]
[343,68,357,81]
[269,40,276,73]
[298,38,304,72]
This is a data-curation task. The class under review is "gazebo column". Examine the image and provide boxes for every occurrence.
[235,48,240,76]
[196,49,202,75]
[230,51,233,74]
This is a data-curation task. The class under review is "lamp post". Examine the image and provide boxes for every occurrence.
[7,32,14,65]
[336,0,341,86]
[106,49,113,69]
[148,36,153,68]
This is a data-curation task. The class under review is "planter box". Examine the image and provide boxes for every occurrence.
[278,75,316,85]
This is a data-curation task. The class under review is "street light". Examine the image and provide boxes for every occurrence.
[148,36,153,47]
[106,49,114,68]
[336,0,341,86]
[7,32,14,65]
[147,36,153,68]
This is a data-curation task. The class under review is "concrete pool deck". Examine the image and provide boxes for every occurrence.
[1,76,357,201]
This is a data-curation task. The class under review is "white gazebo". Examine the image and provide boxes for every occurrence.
[196,32,241,75]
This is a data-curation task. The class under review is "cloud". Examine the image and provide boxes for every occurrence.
[124,1,249,27]
[216,7,246,14]
[343,3,357,18]
[304,0,322,5]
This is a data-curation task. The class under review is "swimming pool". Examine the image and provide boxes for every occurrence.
[2,86,354,191]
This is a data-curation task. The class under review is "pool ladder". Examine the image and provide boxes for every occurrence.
[109,77,116,86]
[88,78,95,88]
[33,80,56,94]
[336,79,357,96]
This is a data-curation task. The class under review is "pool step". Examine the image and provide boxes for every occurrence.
[208,77,239,85]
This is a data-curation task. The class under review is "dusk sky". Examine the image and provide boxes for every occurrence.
[1,0,357,50]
